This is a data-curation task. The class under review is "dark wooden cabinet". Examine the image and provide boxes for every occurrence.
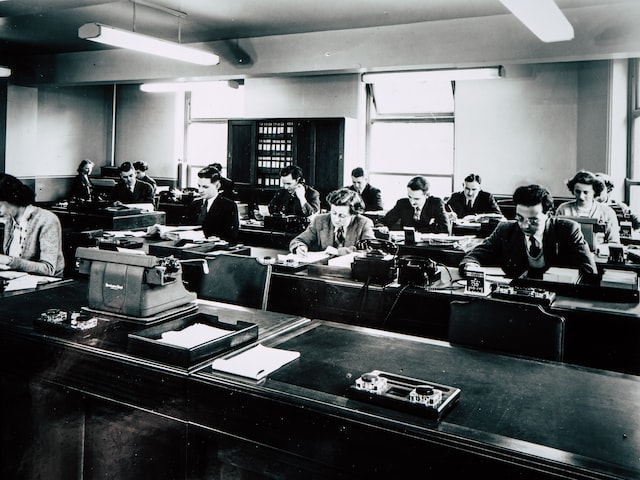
[228,118,345,209]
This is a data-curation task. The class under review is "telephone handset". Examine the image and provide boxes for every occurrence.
[356,239,398,256]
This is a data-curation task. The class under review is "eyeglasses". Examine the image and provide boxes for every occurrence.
[515,215,542,226]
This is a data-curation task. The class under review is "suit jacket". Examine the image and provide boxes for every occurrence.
[446,190,501,217]
[347,184,383,211]
[459,218,597,278]
[289,213,375,253]
[268,185,320,217]
[381,196,450,233]
[192,195,239,243]
[109,180,154,204]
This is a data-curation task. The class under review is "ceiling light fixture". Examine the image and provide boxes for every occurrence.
[0,66,11,77]
[500,0,574,43]
[78,22,220,66]
[361,67,503,84]
[140,80,241,92]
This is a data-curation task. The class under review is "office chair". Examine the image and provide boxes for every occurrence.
[182,253,272,310]
[448,297,565,361]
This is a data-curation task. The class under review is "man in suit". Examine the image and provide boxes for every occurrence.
[379,176,450,234]
[290,188,375,256]
[191,165,239,243]
[109,161,154,205]
[347,167,383,211]
[459,184,597,279]
[446,173,502,219]
[268,165,320,217]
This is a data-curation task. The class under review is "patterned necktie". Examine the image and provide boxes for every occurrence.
[529,236,541,257]
[336,226,345,247]
[413,206,421,221]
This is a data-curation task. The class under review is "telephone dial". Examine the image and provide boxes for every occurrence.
[355,239,399,257]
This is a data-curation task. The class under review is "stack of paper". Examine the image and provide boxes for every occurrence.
[157,323,231,349]
[211,344,300,380]
[542,267,581,284]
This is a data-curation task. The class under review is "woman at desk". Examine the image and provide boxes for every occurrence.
[0,174,65,277]
[290,188,375,256]
[69,158,94,203]
[555,170,620,244]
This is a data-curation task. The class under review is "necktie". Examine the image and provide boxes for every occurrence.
[529,236,541,257]
[336,226,345,247]
[413,206,421,221]
[467,200,472,209]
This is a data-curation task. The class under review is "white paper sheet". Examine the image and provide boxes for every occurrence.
[211,344,300,380]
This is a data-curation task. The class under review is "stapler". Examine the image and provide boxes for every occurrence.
[75,247,197,317]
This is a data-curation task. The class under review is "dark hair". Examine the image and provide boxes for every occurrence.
[0,174,36,206]
[279,165,304,182]
[210,163,223,172]
[326,188,365,214]
[133,161,149,172]
[197,165,222,182]
[594,172,614,193]
[351,167,366,178]
[118,162,135,174]
[464,173,481,184]
[512,184,555,213]
[566,170,605,197]
[407,176,429,193]
[77,159,94,173]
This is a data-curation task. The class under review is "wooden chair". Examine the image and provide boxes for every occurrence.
[448,297,565,361]
[182,253,272,309]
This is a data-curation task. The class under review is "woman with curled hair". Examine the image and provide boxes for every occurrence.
[0,174,65,277]
[556,170,620,243]
[289,188,375,256]
[69,158,94,202]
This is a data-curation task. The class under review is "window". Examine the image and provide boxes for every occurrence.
[185,82,244,187]
[631,59,640,179]
[365,78,455,207]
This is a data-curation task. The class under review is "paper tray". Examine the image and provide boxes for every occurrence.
[127,313,258,367]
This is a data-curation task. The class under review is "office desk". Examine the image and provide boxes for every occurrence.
[0,280,638,479]
[52,208,166,230]
[268,268,640,376]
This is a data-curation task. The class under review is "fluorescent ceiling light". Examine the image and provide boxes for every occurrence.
[140,80,241,92]
[0,66,11,77]
[500,0,574,43]
[78,22,219,66]
[362,67,502,84]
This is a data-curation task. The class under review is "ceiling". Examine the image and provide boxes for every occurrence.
[0,0,633,59]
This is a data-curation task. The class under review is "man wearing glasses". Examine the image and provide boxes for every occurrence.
[290,188,375,257]
[459,184,597,279]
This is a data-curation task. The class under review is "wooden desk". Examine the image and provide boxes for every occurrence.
[267,268,640,376]
[0,280,637,479]
[53,208,166,230]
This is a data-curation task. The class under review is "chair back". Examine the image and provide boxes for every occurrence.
[448,297,565,361]
[182,253,271,309]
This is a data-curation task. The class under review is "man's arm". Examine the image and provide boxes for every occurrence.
[368,186,384,211]
[300,186,320,216]
[458,223,508,274]
[289,217,320,253]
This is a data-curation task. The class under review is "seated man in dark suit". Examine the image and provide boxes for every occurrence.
[459,184,597,279]
[379,176,450,234]
[109,161,155,206]
[290,188,375,256]
[347,167,383,211]
[268,165,320,217]
[446,173,502,219]
[190,165,239,243]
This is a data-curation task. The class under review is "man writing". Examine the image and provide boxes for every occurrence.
[446,173,502,219]
[459,184,597,279]
[347,167,383,212]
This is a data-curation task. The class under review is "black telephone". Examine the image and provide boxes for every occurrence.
[356,239,398,256]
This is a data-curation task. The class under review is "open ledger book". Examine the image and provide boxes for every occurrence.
[211,344,300,380]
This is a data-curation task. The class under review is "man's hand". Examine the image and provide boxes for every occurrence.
[294,245,308,257]
[294,184,307,203]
